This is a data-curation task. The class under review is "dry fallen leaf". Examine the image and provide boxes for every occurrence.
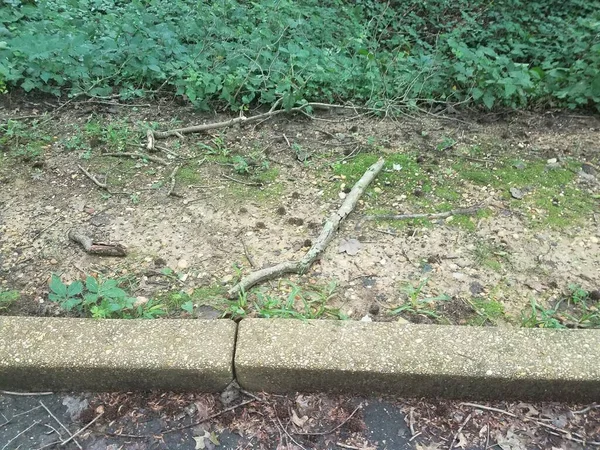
[291,409,309,428]
[338,238,361,256]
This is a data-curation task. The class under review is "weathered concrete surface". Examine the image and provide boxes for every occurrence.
[235,319,600,401]
[0,317,235,391]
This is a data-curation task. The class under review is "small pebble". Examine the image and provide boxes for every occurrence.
[177,259,189,269]
[590,236,599,244]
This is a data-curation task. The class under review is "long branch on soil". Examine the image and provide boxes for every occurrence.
[228,158,385,298]
[103,152,167,165]
[149,100,371,141]
[78,164,108,190]
[356,205,482,230]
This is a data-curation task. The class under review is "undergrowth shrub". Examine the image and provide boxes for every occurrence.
[0,0,598,111]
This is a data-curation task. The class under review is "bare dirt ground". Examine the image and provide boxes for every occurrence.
[0,99,598,323]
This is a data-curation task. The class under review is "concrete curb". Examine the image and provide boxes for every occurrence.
[235,319,600,401]
[0,317,236,391]
[1,317,599,401]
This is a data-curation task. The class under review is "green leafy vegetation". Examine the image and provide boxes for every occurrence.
[1,0,598,111]
[224,281,345,320]
[49,274,166,319]
[0,289,19,311]
[521,285,600,329]
[467,297,506,326]
[390,278,451,321]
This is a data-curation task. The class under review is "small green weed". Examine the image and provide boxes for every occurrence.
[472,241,508,272]
[521,285,600,329]
[0,290,20,311]
[224,281,345,320]
[467,297,505,326]
[390,279,451,320]
[521,299,565,329]
[49,274,165,319]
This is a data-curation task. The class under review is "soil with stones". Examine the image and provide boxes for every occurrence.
[1,98,598,324]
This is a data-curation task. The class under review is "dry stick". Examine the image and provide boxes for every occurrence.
[61,412,104,446]
[1,421,41,450]
[293,403,363,436]
[78,164,107,189]
[228,158,385,298]
[461,402,600,446]
[151,100,368,140]
[448,413,472,449]
[103,152,167,165]
[1,390,52,396]
[161,398,257,435]
[31,217,61,242]
[146,129,155,151]
[241,238,256,268]
[357,205,482,231]
[572,403,599,414]
[39,401,83,450]
[276,415,306,450]
[68,229,127,257]
[167,165,181,197]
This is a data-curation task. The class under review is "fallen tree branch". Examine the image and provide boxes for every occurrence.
[167,165,181,197]
[228,158,385,298]
[78,164,107,190]
[356,205,482,230]
[68,229,127,257]
[103,152,167,165]
[149,100,370,141]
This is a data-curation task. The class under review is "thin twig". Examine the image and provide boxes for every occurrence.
[39,401,82,450]
[44,423,64,439]
[221,173,263,186]
[283,134,291,147]
[460,403,517,418]
[31,218,61,242]
[357,205,482,230]
[409,407,416,436]
[1,391,53,396]
[572,403,599,414]
[294,403,363,436]
[1,421,41,450]
[276,415,306,450]
[167,165,181,197]
[61,411,104,446]
[161,398,257,435]
[448,413,472,449]
[103,152,167,165]
[241,238,256,268]
[78,165,107,190]
[461,402,599,445]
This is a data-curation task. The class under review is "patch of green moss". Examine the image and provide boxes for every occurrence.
[455,158,593,228]
[177,165,203,185]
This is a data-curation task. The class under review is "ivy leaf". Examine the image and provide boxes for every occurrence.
[49,275,67,297]
[67,280,83,297]
[181,301,194,314]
